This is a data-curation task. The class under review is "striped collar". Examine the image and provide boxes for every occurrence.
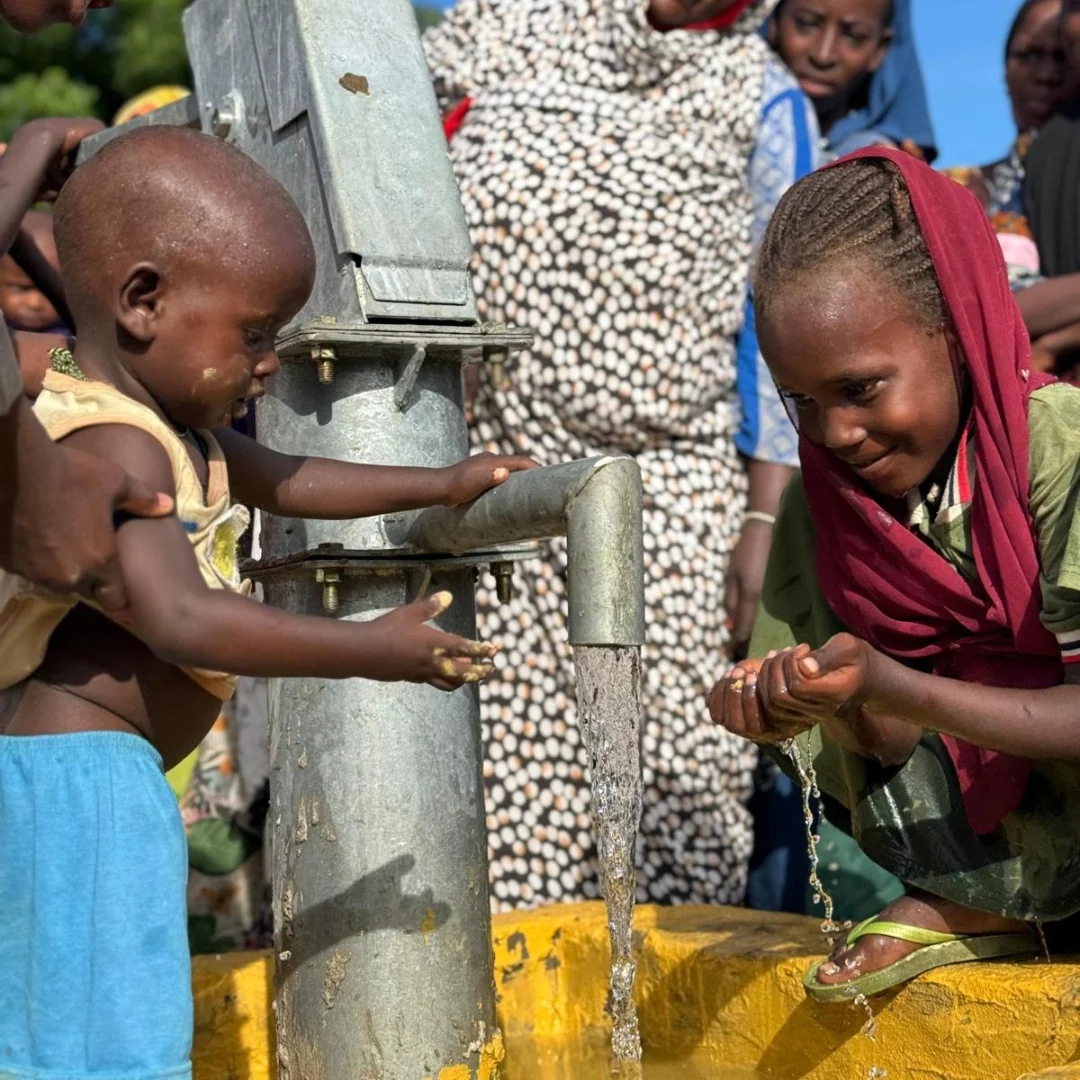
[907,424,974,533]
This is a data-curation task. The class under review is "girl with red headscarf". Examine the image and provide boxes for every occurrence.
[709,147,1080,1001]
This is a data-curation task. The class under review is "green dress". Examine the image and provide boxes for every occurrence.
[751,383,1080,922]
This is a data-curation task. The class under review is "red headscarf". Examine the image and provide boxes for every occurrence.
[681,0,756,31]
[800,147,1060,836]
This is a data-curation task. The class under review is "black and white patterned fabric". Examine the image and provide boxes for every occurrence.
[425,0,778,910]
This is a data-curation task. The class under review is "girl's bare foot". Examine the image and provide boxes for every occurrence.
[813,891,1029,987]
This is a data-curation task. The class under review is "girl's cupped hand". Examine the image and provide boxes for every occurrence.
[707,633,876,745]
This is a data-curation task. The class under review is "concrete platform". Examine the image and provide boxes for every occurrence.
[189,902,1080,1080]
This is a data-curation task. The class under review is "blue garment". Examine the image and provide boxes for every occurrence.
[819,0,937,161]
[735,56,819,468]
[0,732,192,1080]
[745,767,811,912]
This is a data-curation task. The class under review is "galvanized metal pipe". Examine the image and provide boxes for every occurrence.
[401,457,646,647]
[254,349,498,1079]
[264,567,495,1080]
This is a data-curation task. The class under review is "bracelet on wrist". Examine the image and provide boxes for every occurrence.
[744,510,777,527]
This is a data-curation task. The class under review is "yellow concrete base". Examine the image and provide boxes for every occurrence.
[191,903,1080,1080]
[191,951,274,1080]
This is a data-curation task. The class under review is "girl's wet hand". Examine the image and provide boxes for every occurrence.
[761,634,874,717]
[707,655,814,745]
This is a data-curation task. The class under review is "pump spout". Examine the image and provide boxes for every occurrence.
[401,456,645,647]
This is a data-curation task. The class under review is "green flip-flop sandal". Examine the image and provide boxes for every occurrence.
[803,917,1039,1003]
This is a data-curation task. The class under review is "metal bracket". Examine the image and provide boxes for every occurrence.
[74,94,201,165]
[241,540,541,583]
[275,321,532,360]
[394,345,427,411]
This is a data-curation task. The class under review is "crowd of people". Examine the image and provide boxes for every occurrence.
[3,0,1080,1075]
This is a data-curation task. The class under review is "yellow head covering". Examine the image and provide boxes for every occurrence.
[113,86,191,127]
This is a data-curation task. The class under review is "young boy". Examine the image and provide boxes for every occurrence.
[768,0,935,161]
[0,124,534,1080]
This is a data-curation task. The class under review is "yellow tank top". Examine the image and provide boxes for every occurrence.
[0,370,250,701]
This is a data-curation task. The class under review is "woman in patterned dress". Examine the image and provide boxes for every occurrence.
[424,0,820,909]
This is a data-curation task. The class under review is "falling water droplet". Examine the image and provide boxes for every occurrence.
[1035,920,1052,964]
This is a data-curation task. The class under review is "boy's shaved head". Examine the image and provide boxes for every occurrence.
[55,125,314,325]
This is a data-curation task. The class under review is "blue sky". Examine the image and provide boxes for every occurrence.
[429,0,1020,168]
[912,0,1018,167]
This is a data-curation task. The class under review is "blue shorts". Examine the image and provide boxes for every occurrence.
[0,732,192,1080]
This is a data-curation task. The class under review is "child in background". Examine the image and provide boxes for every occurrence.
[0,120,100,398]
[769,0,937,160]
[0,209,64,333]
[0,124,534,1080]
[709,149,1080,1001]
[0,208,70,396]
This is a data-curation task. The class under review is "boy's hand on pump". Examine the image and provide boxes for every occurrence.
[369,590,500,691]
[438,451,537,506]
[7,117,105,200]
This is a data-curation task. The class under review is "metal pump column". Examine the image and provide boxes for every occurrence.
[77,1,646,1076]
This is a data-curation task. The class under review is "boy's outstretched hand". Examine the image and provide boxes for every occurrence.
[369,591,500,691]
[708,633,876,745]
[439,452,537,506]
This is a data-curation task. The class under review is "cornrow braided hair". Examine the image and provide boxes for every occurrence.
[754,157,947,336]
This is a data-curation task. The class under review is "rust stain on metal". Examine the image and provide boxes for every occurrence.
[323,949,353,1009]
[296,800,308,844]
[278,984,326,1080]
[321,818,337,843]
[339,73,370,96]
[421,906,438,944]
[291,1034,326,1080]
[305,796,338,842]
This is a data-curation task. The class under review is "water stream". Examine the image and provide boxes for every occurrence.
[783,737,883,1075]
[781,736,839,939]
[573,645,645,1071]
